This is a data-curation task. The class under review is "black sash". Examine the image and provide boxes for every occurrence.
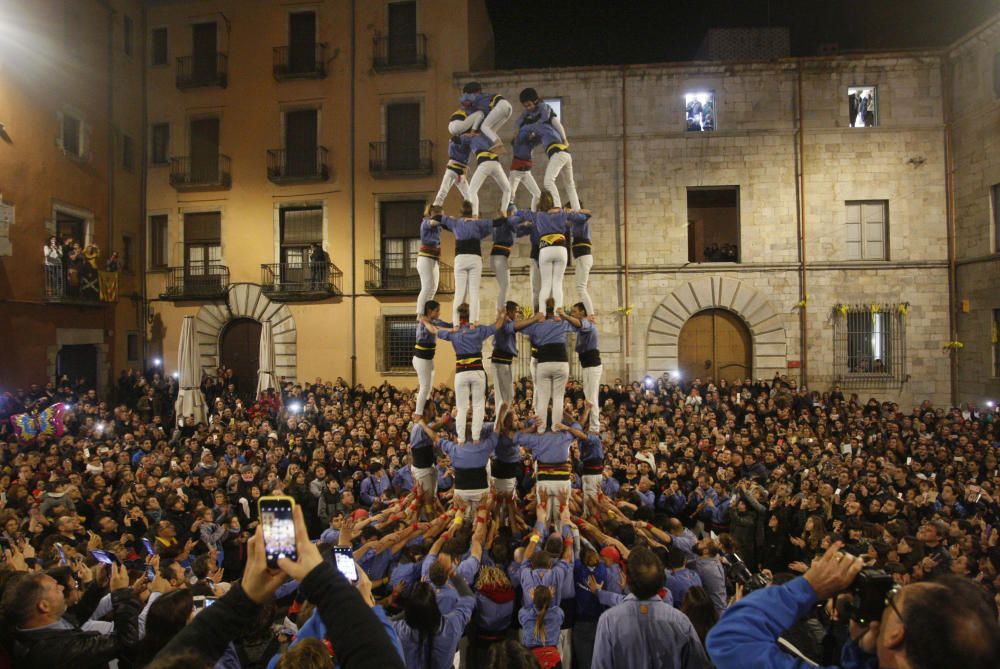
[536,343,568,363]
[454,466,488,489]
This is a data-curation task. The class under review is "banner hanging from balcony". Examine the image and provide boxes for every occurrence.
[99,270,118,302]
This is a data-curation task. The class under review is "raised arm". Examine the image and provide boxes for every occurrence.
[556,308,583,328]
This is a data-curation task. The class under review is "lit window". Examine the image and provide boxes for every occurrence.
[848,87,877,127]
[685,92,715,132]
[835,304,906,385]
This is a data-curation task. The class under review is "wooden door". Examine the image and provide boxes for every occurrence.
[388,1,417,65]
[190,117,220,183]
[285,109,318,177]
[678,309,751,384]
[288,11,316,73]
[57,344,98,389]
[220,319,262,402]
[192,22,217,81]
[386,102,420,171]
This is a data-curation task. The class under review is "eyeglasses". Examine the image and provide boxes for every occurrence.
[885,584,904,622]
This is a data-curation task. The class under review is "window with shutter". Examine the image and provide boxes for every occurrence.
[845,201,888,260]
[280,206,323,265]
[151,124,170,165]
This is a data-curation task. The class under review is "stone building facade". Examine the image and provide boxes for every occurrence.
[459,45,969,406]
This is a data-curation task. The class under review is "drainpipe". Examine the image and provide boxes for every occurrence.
[941,57,958,405]
[349,0,358,385]
[139,2,149,370]
[795,63,808,386]
[621,66,631,379]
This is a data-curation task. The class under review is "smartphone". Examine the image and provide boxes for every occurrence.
[192,595,216,610]
[906,457,912,465]
[146,564,156,581]
[90,549,118,565]
[258,496,297,567]
[83,447,91,459]
[142,537,155,556]
[332,545,358,582]
[55,542,69,566]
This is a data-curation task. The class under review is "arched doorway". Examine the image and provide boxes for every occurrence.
[220,318,261,402]
[678,309,752,384]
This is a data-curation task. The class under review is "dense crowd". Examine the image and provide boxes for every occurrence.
[0,369,998,669]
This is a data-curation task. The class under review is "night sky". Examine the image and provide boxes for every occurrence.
[485,0,1000,69]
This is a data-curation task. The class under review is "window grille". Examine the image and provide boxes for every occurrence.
[834,304,906,387]
[383,316,416,372]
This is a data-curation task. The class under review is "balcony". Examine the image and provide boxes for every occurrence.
[43,265,116,306]
[266,147,330,184]
[273,43,327,80]
[373,33,427,71]
[368,140,433,178]
[160,266,230,300]
[261,262,342,300]
[176,53,228,89]
[365,256,453,295]
[169,155,232,192]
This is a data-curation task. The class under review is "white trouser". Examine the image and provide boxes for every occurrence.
[582,474,601,503]
[491,361,514,409]
[536,478,571,526]
[559,629,573,669]
[491,254,510,313]
[433,169,470,207]
[412,356,434,415]
[529,258,541,312]
[574,253,594,315]
[454,487,489,513]
[491,475,517,495]
[448,110,483,137]
[581,364,602,433]
[535,361,569,431]
[538,246,568,310]
[455,369,487,443]
[468,161,511,218]
[508,169,541,210]
[416,256,439,316]
[413,465,438,499]
[544,151,580,210]
[480,99,512,144]
[452,254,482,323]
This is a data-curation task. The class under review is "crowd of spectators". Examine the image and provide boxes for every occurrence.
[0,368,998,669]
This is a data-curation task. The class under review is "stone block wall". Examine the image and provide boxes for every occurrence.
[457,50,954,406]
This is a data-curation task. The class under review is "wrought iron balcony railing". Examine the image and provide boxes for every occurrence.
[176,53,228,89]
[266,147,329,184]
[368,140,433,177]
[261,262,343,299]
[273,43,327,80]
[365,255,453,295]
[373,33,427,71]
[161,265,230,299]
[169,155,232,191]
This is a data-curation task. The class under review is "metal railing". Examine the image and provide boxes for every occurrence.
[169,155,232,191]
[43,264,115,304]
[273,43,327,79]
[176,53,228,89]
[266,147,329,183]
[261,262,342,297]
[365,256,453,294]
[373,33,427,70]
[834,304,906,388]
[161,265,230,299]
[368,139,433,177]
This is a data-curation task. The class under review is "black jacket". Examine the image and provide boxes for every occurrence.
[12,587,141,669]
[155,562,405,669]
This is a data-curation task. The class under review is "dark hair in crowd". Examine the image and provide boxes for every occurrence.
[901,575,1000,669]
[681,586,719,645]
[404,581,441,668]
[486,639,542,669]
[423,299,440,316]
[137,589,195,665]
[626,546,665,600]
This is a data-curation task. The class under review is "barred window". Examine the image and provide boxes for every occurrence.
[834,304,906,386]
[383,316,416,372]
